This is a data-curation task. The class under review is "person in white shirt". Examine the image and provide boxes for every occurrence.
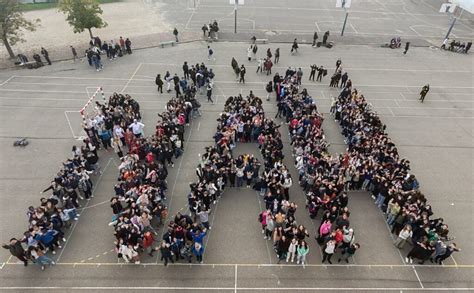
[128,119,144,137]
[113,124,126,145]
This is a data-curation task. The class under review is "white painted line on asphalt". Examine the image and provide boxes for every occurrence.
[64,111,80,139]
[314,22,321,33]
[387,107,396,117]
[1,80,473,91]
[10,75,152,82]
[121,63,143,93]
[56,157,113,263]
[0,76,15,87]
[412,265,425,288]
[78,199,110,210]
[3,261,473,268]
[0,256,13,269]
[185,6,196,30]
[1,287,471,291]
[140,62,473,73]
[349,23,358,34]
[234,264,238,293]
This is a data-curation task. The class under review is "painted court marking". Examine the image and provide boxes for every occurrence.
[0,287,472,291]
[55,158,114,263]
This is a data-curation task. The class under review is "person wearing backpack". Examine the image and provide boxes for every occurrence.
[265,81,273,101]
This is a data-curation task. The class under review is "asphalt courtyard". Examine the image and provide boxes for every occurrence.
[159,0,473,43]
[0,36,472,291]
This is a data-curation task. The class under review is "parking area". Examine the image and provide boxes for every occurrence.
[0,40,472,291]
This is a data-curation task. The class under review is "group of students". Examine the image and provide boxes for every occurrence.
[110,85,205,264]
[272,70,360,264]
[2,93,141,270]
[331,81,459,265]
[156,62,216,103]
[248,97,314,265]
[85,36,133,71]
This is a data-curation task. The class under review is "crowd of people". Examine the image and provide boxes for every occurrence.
[109,83,204,264]
[331,79,459,265]
[272,69,360,264]
[156,62,215,104]
[2,93,141,270]
[270,60,458,265]
[85,36,133,71]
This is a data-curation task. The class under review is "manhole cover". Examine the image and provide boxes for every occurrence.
[264,30,278,36]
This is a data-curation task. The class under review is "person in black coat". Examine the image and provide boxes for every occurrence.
[312,31,318,47]
[2,238,28,266]
[403,42,410,54]
[155,74,163,93]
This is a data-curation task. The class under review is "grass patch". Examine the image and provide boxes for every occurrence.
[20,0,122,11]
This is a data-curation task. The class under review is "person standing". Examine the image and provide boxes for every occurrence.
[296,68,303,85]
[394,225,412,249]
[239,65,246,83]
[202,24,208,37]
[207,46,215,61]
[192,242,205,264]
[309,64,317,81]
[274,48,280,64]
[158,241,174,266]
[340,72,348,88]
[206,82,214,103]
[173,28,179,42]
[403,41,410,54]
[317,66,325,82]
[291,38,299,54]
[125,38,132,54]
[183,61,189,79]
[286,238,298,263]
[312,31,319,47]
[155,74,163,93]
[119,36,125,53]
[323,31,330,44]
[322,239,336,264]
[265,81,273,101]
[2,238,28,266]
[296,240,309,265]
[434,243,460,265]
[247,45,253,61]
[41,47,51,65]
[29,246,55,270]
[70,46,78,62]
[419,84,429,103]
[128,119,145,137]
[338,243,360,263]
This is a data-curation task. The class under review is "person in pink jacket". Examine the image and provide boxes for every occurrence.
[318,220,332,244]
[259,209,271,234]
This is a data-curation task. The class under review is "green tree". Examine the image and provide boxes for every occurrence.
[58,0,108,39]
[0,0,40,59]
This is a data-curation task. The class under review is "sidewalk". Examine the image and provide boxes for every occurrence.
[0,30,445,70]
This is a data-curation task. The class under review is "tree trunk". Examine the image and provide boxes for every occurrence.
[88,28,94,39]
[2,36,15,59]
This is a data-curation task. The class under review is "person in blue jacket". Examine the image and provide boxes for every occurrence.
[192,242,205,264]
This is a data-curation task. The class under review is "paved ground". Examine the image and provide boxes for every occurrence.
[2,0,473,69]
[0,38,472,291]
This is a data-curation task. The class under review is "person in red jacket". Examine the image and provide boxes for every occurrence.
[142,231,155,257]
